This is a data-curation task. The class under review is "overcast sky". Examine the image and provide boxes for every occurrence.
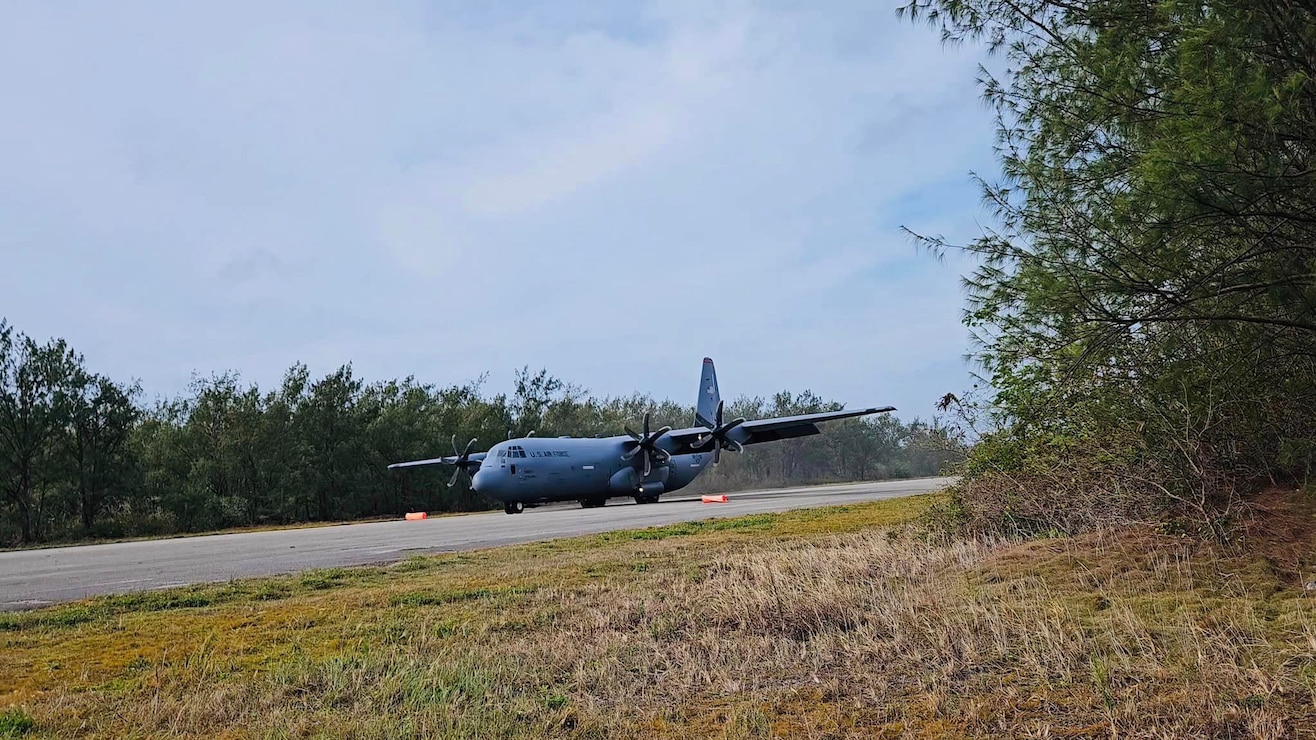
[0,1,995,420]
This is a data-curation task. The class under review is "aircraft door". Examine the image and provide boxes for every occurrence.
[503,445,529,488]
[574,458,610,496]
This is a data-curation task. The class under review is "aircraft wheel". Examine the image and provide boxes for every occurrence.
[633,493,659,505]
[504,501,525,515]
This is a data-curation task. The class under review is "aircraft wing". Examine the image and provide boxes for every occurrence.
[387,453,487,470]
[664,406,895,453]
[736,407,896,443]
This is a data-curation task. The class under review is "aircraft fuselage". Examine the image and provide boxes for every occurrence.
[470,435,709,506]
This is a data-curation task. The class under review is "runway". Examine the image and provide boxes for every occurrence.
[0,477,953,611]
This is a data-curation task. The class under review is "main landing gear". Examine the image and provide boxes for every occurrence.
[503,501,525,515]
[633,492,660,505]
[578,496,607,509]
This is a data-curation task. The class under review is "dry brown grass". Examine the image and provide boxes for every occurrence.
[2,493,1315,738]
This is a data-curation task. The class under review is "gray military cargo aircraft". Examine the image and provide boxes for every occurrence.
[388,358,895,514]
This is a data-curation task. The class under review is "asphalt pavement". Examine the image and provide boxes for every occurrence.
[0,477,953,610]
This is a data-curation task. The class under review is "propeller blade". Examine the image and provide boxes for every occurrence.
[643,412,650,438]
[621,446,641,461]
[712,444,721,466]
[463,437,479,456]
[447,467,461,487]
[729,439,744,454]
[695,433,712,448]
[642,453,651,478]
[451,434,460,457]
[624,426,641,440]
[654,425,672,439]
[715,399,725,426]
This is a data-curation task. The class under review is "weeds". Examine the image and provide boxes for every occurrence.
[0,710,34,738]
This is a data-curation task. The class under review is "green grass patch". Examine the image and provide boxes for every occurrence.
[390,586,536,608]
[591,513,805,543]
[0,606,96,632]
[392,555,436,573]
[0,709,35,738]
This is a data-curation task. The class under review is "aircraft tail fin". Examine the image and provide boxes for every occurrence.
[696,357,721,427]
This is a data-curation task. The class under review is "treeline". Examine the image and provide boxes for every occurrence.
[903,0,1316,536]
[0,320,959,545]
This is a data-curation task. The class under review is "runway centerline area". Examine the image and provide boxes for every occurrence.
[0,477,953,611]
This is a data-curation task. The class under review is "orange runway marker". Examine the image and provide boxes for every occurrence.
[701,495,728,504]
[404,511,428,520]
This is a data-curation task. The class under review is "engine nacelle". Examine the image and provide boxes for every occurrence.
[608,467,639,493]
[662,454,706,492]
[607,465,669,493]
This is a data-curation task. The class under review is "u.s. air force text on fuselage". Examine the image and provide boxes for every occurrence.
[387,358,895,515]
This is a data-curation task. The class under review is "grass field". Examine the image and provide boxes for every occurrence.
[2,493,1314,738]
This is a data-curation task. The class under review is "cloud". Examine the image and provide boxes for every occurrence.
[0,0,996,419]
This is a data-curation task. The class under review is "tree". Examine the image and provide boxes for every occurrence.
[66,370,139,532]
[297,365,367,520]
[510,367,565,437]
[902,0,1316,530]
[364,376,441,515]
[0,323,82,542]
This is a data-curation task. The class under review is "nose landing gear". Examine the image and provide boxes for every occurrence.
[503,501,525,515]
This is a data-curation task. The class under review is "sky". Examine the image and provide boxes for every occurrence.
[0,0,996,421]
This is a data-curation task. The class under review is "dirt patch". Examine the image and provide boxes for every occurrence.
[1240,487,1316,583]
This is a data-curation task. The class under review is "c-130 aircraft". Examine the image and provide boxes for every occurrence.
[388,358,895,514]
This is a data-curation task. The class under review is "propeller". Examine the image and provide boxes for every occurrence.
[621,412,671,478]
[695,400,745,465]
[443,435,480,487]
